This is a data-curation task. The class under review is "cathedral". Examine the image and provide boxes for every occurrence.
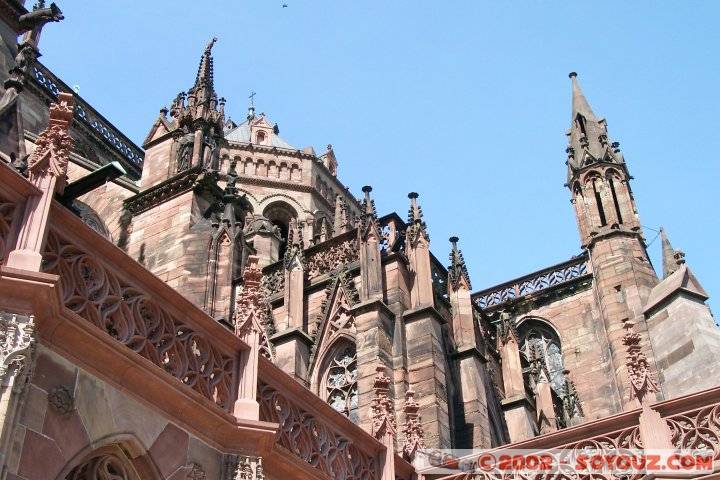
[0,2,718,480]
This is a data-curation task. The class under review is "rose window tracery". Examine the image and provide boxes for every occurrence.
[325,345,358,422]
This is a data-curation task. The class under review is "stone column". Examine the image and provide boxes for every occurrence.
[447,237,495,448]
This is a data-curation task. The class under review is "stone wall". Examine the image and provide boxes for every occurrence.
[7,345,225,480]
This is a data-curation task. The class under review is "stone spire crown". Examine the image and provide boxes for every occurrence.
[566,73,624,182]
[190,37,217,103]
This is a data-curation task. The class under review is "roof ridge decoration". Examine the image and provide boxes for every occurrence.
[447,236,471,291]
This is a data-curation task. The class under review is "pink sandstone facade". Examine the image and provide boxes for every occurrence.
[0,2,718,479]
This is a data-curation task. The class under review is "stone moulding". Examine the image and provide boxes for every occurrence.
[472,254,591,311]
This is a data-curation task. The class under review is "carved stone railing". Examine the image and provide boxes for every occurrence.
[30,62,144,178]
[434,386,720,480]
[41,206,239,410]
[472,255,591,311]
[258,356,394,480]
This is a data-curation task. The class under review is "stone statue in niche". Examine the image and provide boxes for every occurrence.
[176,126,194,172]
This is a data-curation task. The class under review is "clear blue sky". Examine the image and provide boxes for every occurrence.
[40,1,719,308]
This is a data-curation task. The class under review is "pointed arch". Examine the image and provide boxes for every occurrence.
[58,435,162,480]
[516,317,565,394]
[309,272,360,420]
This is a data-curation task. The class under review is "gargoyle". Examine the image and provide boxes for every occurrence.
[19,2,64,33]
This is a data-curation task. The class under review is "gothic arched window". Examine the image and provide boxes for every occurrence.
[323,343,358,422]
[518,320,565,393]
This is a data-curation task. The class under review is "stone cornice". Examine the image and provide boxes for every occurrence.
[451,345,487,362]
[124,166,204,215]
[269,326,314,347]
[349,298,395,320]
[402,305,446,325]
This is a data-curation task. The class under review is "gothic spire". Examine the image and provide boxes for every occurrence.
[566,73,624,181]
[448,236,471,291]
[192,37,217,99]
[406,192,429,245]
[660,227,685,279]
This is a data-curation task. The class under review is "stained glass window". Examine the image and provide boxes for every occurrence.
[519,322,565,393]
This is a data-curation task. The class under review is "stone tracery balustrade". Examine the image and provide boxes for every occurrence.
[41,227,236,410]
[306,233,359,280]
[258,380,379,480]
[31,62,144,176]
[434,390,720,480]
[472,255,590,310]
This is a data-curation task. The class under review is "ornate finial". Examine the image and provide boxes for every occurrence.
[568,71,577,78]
[402,388,426,461]
[205,36,218,53]
[622,319,659,405]
[448,236,471,291]
[660,227,685,278]
[234,256,273,359]
[361,185,378,219]
[496,311,518,346]
[334,195,349,235]
[283,218,305,269]
[406,192,429,245]
[371,365,396,439]
[27,92,74,193]
[561,370,584,423]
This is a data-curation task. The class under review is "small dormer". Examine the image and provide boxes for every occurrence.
[249,114,274,146]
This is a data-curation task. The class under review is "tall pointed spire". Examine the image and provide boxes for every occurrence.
[660,227,685,278]
[566,72,624,181]
[448,236,471,291]
[570,72,597,122]
[192,37,217,98]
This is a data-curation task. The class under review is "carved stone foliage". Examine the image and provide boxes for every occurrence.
[124,166,202,215]
[0,201,16,262]
[223,455,265,480]
[234,257,274,360]
[371,366,396,439]
[42,231,235,409]
[402,389,426,461]
[306,237,359,280]
[258,382,378,480]
[622,319,659,405]
[473,256,589,310]
[48,385,74,415]
[0,312,35,389]
[27,92,74,190]
[260,267,284,297]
